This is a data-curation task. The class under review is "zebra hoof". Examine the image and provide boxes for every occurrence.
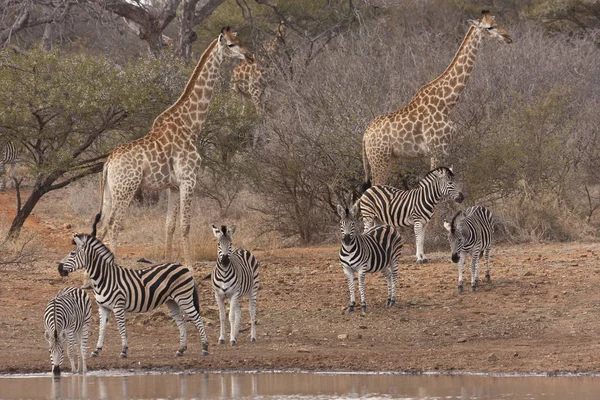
[421,258,429,264]
[91,348,101,357]
[230,340,237,346]
[387,299,395,307]
[120,352,127,359]
[458,284,464,294]
[486,274,491,283]
[250,337,256,343]
[202,350,209,356]
[471,284,477,292]
[218,339,225,345]
[346,305,355,312]
[176,351,184,357]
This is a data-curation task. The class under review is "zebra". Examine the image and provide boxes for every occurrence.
[57,233,209,358]
[443,205,495,293]
[337,201,403,314]
[44,287,92,376]
[211,224,260,345]
[359,166,464,264]
[0,141,18,192]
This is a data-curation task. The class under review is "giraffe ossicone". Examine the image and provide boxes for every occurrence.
[362,10,512,186]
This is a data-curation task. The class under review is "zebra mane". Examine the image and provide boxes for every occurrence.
[450,210,464,233]
[78,234,116,264]
[425,166,454,179]
[221,225,227,234]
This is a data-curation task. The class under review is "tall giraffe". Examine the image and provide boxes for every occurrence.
[230,21,286,112]
[362,11,512,186]
[95,27,251,269]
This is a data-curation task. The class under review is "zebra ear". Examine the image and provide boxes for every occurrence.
[73,234,84,247]
[211,224,221,238]
[59,330,67,342]
[443,220,452,232]
[229,224,237,236]
[336,204,345,218]
[44,331,51,342]
[349,200,361,217]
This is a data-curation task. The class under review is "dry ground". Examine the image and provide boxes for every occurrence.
[1,191,600,375]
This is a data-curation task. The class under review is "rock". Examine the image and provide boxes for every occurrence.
[63,223,72,230]
[457,337,467,343]
[523,271,533,276]
[337,334,348,340]
[297,348,311,353]
[488,353,498,362]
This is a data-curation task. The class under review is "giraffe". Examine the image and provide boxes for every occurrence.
[94,27,251,271]
[362,11,512,186]
[230,21,286,113]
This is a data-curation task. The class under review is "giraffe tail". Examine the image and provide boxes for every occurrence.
[361,142,372,193]
[93,160,109,238]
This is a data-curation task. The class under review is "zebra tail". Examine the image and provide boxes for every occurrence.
[193,280,201,314]
[94,160,109,233]
[361,139,372,191]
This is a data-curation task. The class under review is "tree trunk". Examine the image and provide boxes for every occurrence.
[7,181,47,240]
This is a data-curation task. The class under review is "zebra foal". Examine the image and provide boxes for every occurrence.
[0,141,18,192]
[44,287,92,376]
[444,205,495,293]
[57,233,209,358]
[360,166,464,264]
[337,202,403,314]
[211,224,259,345]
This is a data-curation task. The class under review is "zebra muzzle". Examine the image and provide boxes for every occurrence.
[52,365,61,376]
[451,253,459,263]
[455,192,465,203]
[221,255,231,267]
[343,235,352,245]
[57,263,69,277]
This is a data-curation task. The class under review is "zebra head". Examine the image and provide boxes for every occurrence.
[431,167,464,204]
[57,234,101,277]
[336,201,360,245]
[44,300,66,376]
[212,224,236,267]
[444,211,466,263]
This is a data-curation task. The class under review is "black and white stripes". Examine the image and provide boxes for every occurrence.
[44,287,92,376]
[0,141,18,191]
[444,205,495,293]
[57,234,209,358]
[337,202,403,314]
[211,224,260,345]
[360,167,464,263]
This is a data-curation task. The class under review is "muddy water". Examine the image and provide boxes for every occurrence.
[1,371,600,399]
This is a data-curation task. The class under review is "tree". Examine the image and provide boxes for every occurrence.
[0,47,182,239]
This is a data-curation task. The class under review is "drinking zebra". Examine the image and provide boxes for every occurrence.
[337,201,403,314]
[360,166,464,264]
[211,224,260,345]
[444,205,495,293]
[0,141,18,191]
[44,287,92,376]
[57,233,209,358]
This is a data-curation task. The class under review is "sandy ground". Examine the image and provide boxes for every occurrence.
[1,191,600,376]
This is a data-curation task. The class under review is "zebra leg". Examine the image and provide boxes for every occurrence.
[0,164,5,191]
[388,263,399,307]
[8,161,15,189]
[215,292,227,344]
[343,266,356,312]
[165,188,180,262]
[112,308,129,358]
[471,248,481,292]
[166,300,187,357]
[484,248,492,283]
[80,325,88,374]
[414,221,428,264]
[229,296,240,345]
[180,293,209,356]
[92,306,111,357]
[249,291,257,342]
[457,253,466,293]
[67,332,77,373]
[358,271,367,315]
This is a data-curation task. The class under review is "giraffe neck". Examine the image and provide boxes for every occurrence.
[417,26,484,111]
[153,38,222,135]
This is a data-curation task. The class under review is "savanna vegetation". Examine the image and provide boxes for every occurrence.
[0,0,599,258]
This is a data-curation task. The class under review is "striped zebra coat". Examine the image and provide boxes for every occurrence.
[360,167,463,263]
[0,141,18,191]
[337,202,403,314]
[211,224,260,345]
[444,205,495,293]
[58,234,209,358]
[44,287,92,376]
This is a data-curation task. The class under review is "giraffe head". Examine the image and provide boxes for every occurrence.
[468,10,512,44]
[219,27,253,63]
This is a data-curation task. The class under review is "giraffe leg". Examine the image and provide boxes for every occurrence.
[179,182,196,268]
[165,187,180,262]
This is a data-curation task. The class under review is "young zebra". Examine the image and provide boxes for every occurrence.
[57,233,209,358]
[0,141,18,192]
[211,224,260,345]
[337,201,403,314]
[44,287,92,376]
[444,205,495,293]
[360,166,464,264]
